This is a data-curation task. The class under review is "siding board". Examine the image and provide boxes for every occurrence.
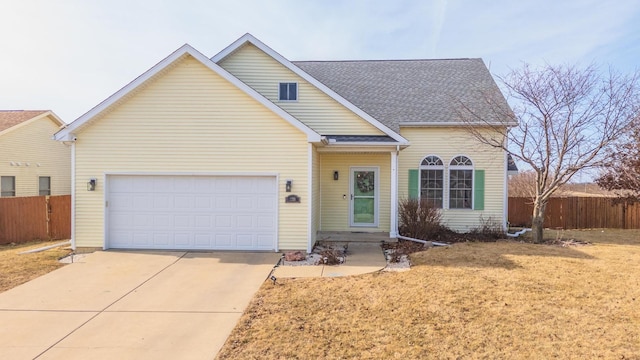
[320,152,391,232]
[398,127,506,232]
[219,44,384,136]
[0,116,71,197]
[74,56,310,250]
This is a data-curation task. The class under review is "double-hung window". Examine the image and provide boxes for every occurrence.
[39,176,51,196]
[1,176,16,197]
[278,82,298,101]
[449,156,473,209]
[419,156,444,208]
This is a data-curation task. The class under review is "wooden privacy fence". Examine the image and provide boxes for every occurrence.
[509,197,640,229]
[0,195,71,245]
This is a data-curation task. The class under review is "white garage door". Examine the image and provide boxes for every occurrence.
[106,175,277,250]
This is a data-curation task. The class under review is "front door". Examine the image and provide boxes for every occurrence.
[350,167,379,227]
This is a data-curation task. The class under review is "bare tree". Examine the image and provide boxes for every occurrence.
[596,120,640,203]
[508,170,537,197]
[460,63,639,243]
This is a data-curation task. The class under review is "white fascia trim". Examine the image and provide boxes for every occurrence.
[325,141,403,146]
[54,44,322,143]
[212,33,408,145]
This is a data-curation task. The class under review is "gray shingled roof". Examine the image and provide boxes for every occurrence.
[326,135,396,143]
[293,59,514,132]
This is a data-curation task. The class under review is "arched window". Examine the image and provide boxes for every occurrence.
[449,156,473,209]
[419,155,444,208]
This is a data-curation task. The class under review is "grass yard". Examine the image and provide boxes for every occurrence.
[0,241,71,293]
[218,229,640,359]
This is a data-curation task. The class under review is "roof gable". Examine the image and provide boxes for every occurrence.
[212,34,408,144]
[0,110,63,135]
[294,59,515,131]
[54,44,322,142]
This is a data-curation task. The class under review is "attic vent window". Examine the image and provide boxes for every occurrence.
[279,82,298,101]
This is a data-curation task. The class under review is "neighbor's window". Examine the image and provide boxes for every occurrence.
[279,82,298,101]
[39,176,51,196]
[449,156,473,209]
[419,155,444,208]
[1,176,16,197]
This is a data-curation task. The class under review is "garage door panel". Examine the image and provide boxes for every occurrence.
[107,175,277,250]
[236,215,253,228]
[257,196,276,209]
[236,234,252,247]
[133,233,152,247]
[195,197,211,209]
[215,215,233,228]
[153,195,172,209]
[153,233,171,246]
[109,194,132,210]
[257,235,275,247]
[133,213,153,227]
[174,233,190,246]
[214,234,232,247]
[237,197,254,209]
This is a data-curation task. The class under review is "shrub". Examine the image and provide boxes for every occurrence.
[398,198,445,241]
[467,216,507,241]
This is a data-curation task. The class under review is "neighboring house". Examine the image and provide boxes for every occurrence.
[0,110,70,197]
[54,34,515,252]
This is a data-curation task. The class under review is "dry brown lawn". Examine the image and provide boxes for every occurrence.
[0,241,71,293]
[218,229,640,359]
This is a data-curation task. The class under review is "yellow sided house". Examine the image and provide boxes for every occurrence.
[0,110,70,197]
[54,34,515,252]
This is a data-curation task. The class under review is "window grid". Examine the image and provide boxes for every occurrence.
[278,82,298,101]
[39,176,51,196]
[1,176,16,197]
[449,156,473,209]
[449,169,472,209]
[419,155,444,208]
[420,169,443,208]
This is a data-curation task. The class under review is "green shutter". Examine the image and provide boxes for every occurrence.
[408,169,419,199]
[474,169,485,210]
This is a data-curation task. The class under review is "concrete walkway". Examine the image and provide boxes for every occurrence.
[273,242,388,278]
[0,251,280,360]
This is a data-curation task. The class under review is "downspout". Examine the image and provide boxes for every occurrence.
[397,235,450,247]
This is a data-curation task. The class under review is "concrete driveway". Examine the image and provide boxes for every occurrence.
[0,250,280,360]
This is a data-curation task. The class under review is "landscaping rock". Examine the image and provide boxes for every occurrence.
[284,251,306,261]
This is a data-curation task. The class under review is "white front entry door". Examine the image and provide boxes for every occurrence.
[349,167,379,227]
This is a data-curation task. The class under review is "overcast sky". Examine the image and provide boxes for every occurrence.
[1,0,638,123]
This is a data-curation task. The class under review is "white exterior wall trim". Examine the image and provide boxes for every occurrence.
[390,149,398,237]
[70,142,76,250]
[307,143,313,253]
[212,33,408,145]
[503,150,509,230]
[54,44,322,143]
